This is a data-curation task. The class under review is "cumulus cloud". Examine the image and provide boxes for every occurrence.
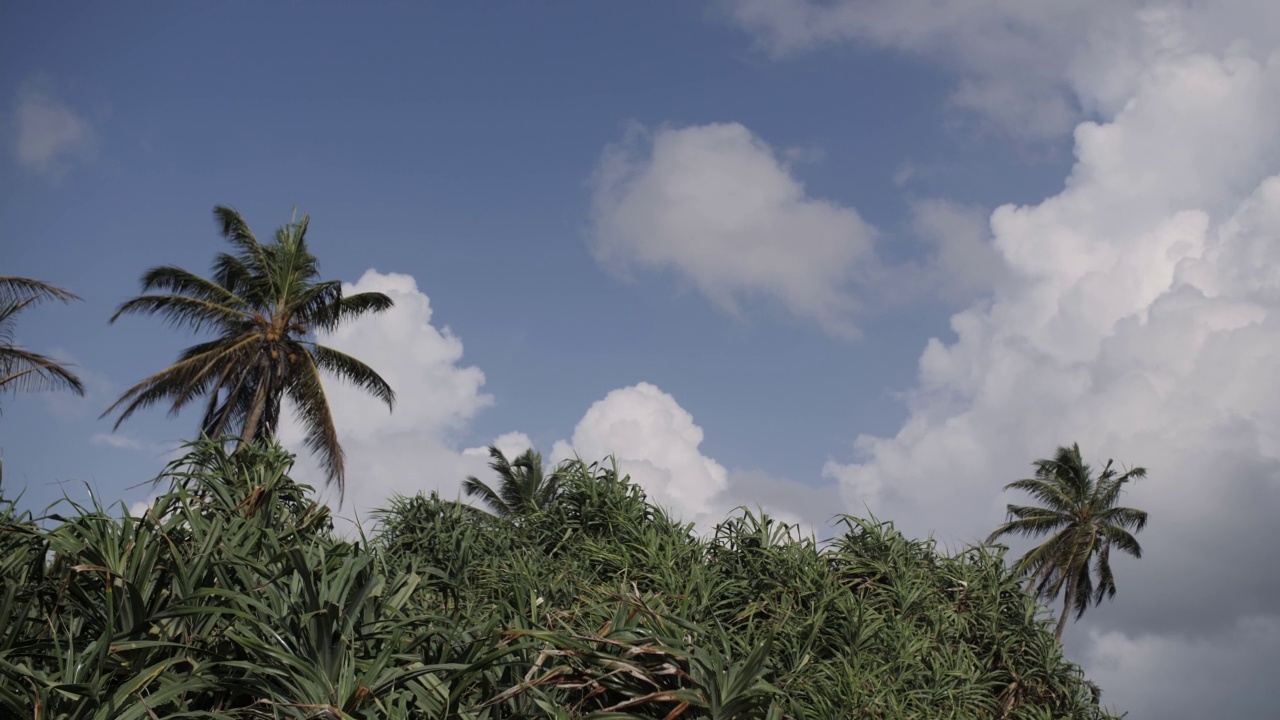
[551,382,729,522]
[279,270,496,523]
[551,382,840,533]
[13,84,94,177]
[590,122,876,337]
[815,7,1280,717]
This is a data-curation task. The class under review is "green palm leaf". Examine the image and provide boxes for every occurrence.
[0,276,86,404]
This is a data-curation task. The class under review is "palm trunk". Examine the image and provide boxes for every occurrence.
[239,379,270,448]
[1053,574,1077,642]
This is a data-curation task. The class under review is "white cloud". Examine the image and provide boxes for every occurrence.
[462,431,534,463]
[279,270,496,523]
[816,8,1280,717]
[13,85,94,177]
[90,432,150,451]
[882,198,1007,304]
[590,122,876,337]
[727,0,1113,138]
[551,382,840,533]
[726,1,1280,141]
[551,382,729,522]
[721,468,842,540]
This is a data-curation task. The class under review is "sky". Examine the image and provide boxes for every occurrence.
[3,1,1279,717]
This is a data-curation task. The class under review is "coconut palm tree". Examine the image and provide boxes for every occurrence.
[463,445,562,519]
[0,276,85,403]
[989,443,1148,641]
[102,206,395,494]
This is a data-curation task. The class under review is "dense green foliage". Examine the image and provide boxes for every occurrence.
[990,443,1148,641]
[0,439,1122,719]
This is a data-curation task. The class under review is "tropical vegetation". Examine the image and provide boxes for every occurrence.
[0,438,1124,719]
[102,207,396,492]
[0,207,1145,718]
[989,443,1148,641]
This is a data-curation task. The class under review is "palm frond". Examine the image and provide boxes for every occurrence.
[311,344,395,409]
[283,351,344,494]
[312,291,395,332]
[0,277,85,406]
[1002,477,1076,513]
[463,475,509,517]
[0,345,85,396]
[138,265,246,307]
[110,293,247,332]
[102,334,258,428]
[0,275,81,305]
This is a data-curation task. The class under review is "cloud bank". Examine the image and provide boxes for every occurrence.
[727,3,1280,717]
[728,0,1280,143]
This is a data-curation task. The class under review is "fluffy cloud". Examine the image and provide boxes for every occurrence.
[552,383,729,522]
[590,122,876,337]
[279,270,496,523]
[552,382,840,533]
[814,7,1280,717]
[462,431,535,463]
[13,84,94,177]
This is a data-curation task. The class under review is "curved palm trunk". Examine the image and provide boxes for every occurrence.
[1054,574,1077,642]
[239,379,270,447]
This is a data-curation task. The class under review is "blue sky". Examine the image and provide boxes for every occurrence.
[5,2,1280,718]
[2,1,1064,502]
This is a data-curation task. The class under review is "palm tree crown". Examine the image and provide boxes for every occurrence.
[103,206,396,494]
[463,445,563,519]
[0,276,86,404]
[989,442,1148,641]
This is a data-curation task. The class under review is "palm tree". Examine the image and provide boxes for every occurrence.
[989,443,1148,641]
[102,206,395,494]
[0,276,85,403]
[463,445,563,519]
